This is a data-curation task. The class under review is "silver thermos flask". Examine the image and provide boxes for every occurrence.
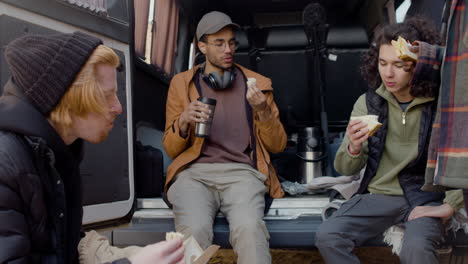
[195,97,217,137]
[297,127,323,184]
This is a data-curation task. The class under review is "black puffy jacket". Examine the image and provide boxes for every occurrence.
[0,81,85,263]
[0,81,131,264]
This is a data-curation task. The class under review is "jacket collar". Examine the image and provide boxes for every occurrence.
[376,84,434,111]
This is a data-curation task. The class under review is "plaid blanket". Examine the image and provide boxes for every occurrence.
[419,0,468,191]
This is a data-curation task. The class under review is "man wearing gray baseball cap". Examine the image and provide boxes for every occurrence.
[195,11,240,41]
[163,11,287,264]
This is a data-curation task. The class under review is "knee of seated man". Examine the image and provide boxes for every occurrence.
[315,230,342,248]
[401,236,437,254]
[180,222,213,239]
[315,221,353,248]
[231,219,268,236]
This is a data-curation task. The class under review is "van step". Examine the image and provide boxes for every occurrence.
[137,195,330,209]
[113,215,327,248]
[136,195,331,219]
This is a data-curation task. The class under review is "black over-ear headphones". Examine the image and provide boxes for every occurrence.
[200,63,236,90]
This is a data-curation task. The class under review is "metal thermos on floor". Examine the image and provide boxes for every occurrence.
[297,127,324,184]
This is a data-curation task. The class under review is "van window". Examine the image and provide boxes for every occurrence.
[396,0,411,23]
[59,0,130,23]
[134,0,179,75]
[134,0,151,60]
[59,0,108,14]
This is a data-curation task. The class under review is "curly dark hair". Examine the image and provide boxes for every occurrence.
[361,17,442,98]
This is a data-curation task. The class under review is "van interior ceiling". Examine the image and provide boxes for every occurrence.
[176,0,402,33]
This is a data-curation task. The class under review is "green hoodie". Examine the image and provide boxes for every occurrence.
[334,85,464,210]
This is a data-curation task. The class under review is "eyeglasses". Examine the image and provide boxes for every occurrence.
[204,40,239,52]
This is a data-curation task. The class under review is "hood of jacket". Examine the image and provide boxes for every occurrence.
[0,79,84,262]
[0,79,83,160]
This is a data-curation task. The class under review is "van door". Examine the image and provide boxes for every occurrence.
[0,0,135,226]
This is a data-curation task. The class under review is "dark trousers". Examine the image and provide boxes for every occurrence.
[315,193,443,264]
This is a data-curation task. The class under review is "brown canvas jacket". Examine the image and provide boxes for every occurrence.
[162,63,286,198]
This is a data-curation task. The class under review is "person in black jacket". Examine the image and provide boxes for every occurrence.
[0,32,184,264]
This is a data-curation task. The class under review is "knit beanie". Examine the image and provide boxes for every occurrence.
[4,31,103,115]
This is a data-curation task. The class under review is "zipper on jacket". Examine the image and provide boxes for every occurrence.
[401,111,407,140]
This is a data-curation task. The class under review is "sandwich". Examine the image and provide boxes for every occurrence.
[166,232,203,263]
[166,231,184,241]
[391,36,418,61]
[350,115,382,137]
[246,78,257,89]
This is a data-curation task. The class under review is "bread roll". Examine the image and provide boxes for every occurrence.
[166,231,184,241]
[246,78,257,88]
[391,36,418,61]
[350,115,382,137]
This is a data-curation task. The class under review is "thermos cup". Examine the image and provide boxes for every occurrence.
[195,97,217,137]
[297,127,324,183]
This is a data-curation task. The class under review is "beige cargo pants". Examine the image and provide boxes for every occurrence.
[167,163,271,264]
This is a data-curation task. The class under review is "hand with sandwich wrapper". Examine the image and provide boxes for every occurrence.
[128,235,184,264]
[346,115,382,154]
[165,232,220,264]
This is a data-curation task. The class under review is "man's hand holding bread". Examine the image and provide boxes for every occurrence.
[346,115,382,155]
